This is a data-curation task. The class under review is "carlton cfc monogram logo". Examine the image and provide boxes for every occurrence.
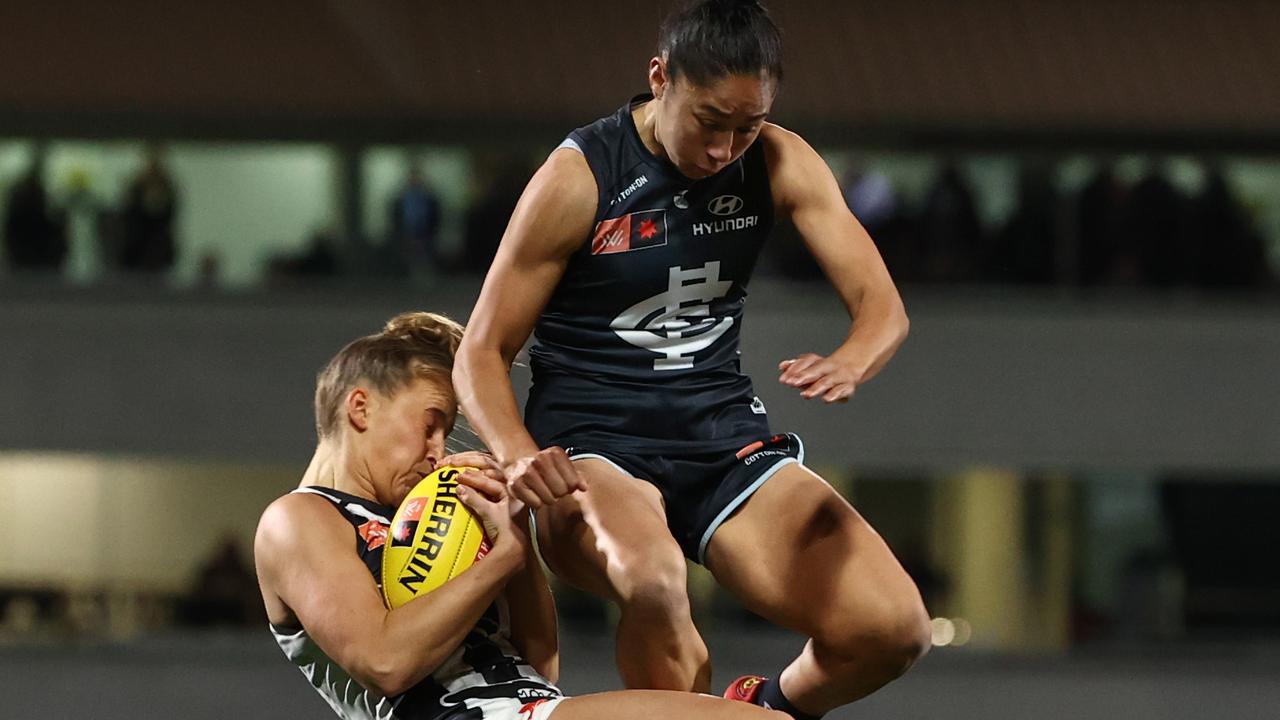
[708,194,744,216]
[611,261,734,371]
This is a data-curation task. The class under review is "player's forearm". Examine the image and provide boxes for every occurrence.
[362,544,524,696]
[835,284,909,384]
[452,346,542,465]
[503,514,560,681]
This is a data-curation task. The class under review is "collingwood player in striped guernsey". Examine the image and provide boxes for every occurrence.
[454,1,931,718]
[254,312,785,720]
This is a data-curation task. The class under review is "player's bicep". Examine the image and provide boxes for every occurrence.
[465,149,597,365]
[768,130,895,308]
[257,497,388,669]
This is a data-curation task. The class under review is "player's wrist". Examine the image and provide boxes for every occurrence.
[488,533,528,574]
[830,343,872,380]
[493,437,542,469]
[512,508,533,531]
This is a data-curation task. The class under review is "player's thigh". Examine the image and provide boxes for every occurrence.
[703,462,925,636]
[550,690,786,720]
[535,457,684,600]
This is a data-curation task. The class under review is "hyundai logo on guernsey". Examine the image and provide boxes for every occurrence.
[694,195,758,236]
[708,194,744,216]
[590,210,668,255]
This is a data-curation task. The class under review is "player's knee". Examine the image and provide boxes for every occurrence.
[817,599,931,679]
[611,549,690,614]
[879,602,933,673]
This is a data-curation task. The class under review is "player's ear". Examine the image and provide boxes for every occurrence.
[346,388,371,432]
[649,56,669,100]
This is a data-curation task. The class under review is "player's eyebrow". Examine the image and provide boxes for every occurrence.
[698,104,768,122]
[425,406,454,433]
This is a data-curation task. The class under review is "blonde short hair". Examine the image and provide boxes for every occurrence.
[313,312,464,440]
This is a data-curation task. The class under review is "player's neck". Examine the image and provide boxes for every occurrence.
[633,101,670,164]
[301,440,380,504]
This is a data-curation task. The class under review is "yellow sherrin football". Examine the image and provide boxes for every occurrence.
[381,466,490,609]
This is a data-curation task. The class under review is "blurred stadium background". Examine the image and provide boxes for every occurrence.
[2,2,1279,718]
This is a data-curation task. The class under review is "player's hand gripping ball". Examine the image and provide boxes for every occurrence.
[381,466,491,609]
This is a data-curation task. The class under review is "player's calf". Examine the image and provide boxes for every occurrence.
[725,600,931,719]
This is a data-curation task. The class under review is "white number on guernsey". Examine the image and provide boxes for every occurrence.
[611,262,734,371]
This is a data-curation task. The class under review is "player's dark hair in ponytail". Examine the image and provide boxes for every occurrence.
[659,0,782,87]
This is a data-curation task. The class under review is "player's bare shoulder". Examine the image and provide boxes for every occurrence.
[542,144,597,193]
[254,491,342,623]
[255,491,345,564]
[759,121,820,160]
[505,145,599,259]
[757,121,839,215]
[758,122,827,213]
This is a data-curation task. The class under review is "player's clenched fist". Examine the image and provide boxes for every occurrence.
[502,446,587,510]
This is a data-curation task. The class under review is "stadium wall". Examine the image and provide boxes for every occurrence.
[2,282,1276,472]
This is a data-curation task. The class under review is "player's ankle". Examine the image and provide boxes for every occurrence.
[756,676,823,720]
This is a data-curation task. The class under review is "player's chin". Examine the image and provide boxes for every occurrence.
[391,475,421,506]
[677,161,716,179]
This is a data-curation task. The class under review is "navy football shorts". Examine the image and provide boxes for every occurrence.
[565,432,805,563]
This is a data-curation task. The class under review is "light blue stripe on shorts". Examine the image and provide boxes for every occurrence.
[697,433,805,563]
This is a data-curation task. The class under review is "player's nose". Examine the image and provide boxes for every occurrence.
[707,132,733,163]
[416,451,439,475]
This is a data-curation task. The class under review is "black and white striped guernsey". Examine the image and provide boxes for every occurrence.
[269,486,561,720]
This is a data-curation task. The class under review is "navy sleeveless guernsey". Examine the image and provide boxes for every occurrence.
[526,95,777,455]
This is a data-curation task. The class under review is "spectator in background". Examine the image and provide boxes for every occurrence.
[1124,163,1193,287]
[989,160,1060,284]
[195,251,222,290]
[1076,163,1128,286]
[389,167,443,276]
[182,536,262,627]
[268,227,341,282]
[842,163,898,236]
[3,156,67,272]
[1191,164,1271,289]
[460,158,532,275]
[842,163,915,281]
[919,161,983,282]
[120,149,178,272]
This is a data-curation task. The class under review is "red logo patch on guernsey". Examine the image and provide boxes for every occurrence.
[590,210,667,255]
[358,520,389,551]
[518,699,550,719]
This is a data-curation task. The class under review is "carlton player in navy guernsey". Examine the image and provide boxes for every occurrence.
[254,312,785,720]
[454,2,931,719]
